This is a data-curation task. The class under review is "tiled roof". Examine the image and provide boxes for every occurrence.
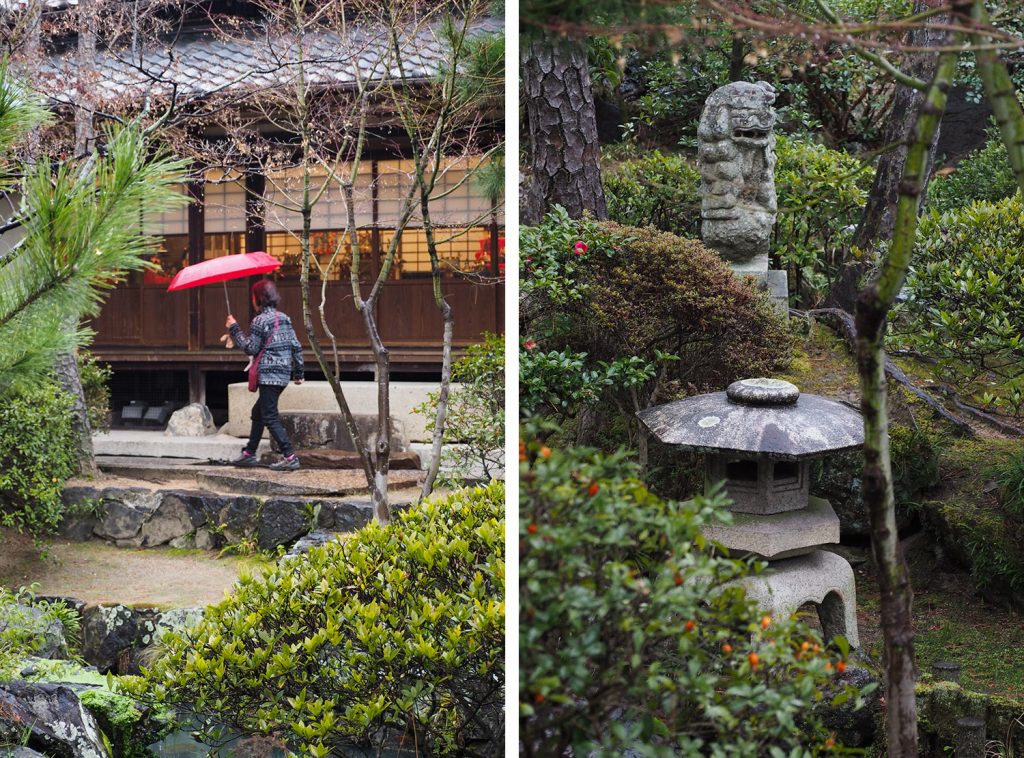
[36,15,501,103]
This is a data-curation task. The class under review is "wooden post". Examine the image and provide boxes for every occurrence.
[186,179,205,409]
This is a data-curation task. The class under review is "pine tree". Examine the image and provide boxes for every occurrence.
[0,63,188,394]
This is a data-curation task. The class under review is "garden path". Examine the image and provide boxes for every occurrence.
[0,528,263,607]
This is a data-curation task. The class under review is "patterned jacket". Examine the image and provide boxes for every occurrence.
[230,307,304,387]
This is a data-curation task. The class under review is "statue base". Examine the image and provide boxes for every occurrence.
[730,265,789,317]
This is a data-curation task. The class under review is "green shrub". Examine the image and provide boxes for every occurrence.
[0,587,79,676]
[530,214,790,399]
[928,129,1019,215]
[417,333,504,483]
[520,439,868,755]
[0,383,77,539]
[773,134,872,300]
[603,150,702,238]
[893,195,1024,418]
[125,483,505,757]
[601,137,872,305]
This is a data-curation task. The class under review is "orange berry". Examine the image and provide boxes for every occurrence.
[519,452,527,462]
[760,616,771,629]
[722,643,733,654]
[674,573,683,586]
[527,523,538,535]
[801,641,811,652]
[588,482,599,496]
[836,660,847,674]
[825,662,833,671]
[748,652,760,668]
[540,446,552,459]
[825,738,835,748]
[684,620,696,632]
[534,692,545,704]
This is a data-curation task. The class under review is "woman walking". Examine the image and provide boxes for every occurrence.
[226,280,304,471]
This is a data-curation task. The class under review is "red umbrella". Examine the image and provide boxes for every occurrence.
[167,251,281,313]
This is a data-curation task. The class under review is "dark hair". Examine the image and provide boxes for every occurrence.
[252,279,280,309]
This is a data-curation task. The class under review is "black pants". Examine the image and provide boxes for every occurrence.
[245,384,294,457]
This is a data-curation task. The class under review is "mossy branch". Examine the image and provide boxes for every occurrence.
[854,42,959,758]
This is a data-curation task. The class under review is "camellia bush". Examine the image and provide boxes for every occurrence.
[124,483,505,757]
[894,195,1024,418]
[519,437,868,756]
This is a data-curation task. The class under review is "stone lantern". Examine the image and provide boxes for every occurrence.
[637,377,864,647]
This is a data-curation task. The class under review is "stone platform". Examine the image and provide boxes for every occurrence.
[93,429,271,459]
[223,381,459,442]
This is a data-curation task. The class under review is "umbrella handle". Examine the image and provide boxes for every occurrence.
[223,280,231,315]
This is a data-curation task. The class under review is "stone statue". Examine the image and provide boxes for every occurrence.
[698,81,778,273]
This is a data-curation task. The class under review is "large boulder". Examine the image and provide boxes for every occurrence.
[164,403,216,436]
[0,682,109,758]
[80,605,160,675]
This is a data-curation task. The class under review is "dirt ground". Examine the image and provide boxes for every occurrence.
[0,529,267,608]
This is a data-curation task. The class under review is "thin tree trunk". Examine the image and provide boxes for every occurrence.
[855,44,958,758]
[521,33,607,224]
[58,0,98,476]
[728,35,745,82]
[825,0,946,311]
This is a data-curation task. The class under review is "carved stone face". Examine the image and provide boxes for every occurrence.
[729,105,774,146]
[697,80,777,143]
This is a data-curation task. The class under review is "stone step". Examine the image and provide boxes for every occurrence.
[94,457,423,497]
[93,430,270,460]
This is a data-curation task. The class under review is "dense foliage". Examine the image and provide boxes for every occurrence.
[520,439,867,756]
[126,484,505,757]
[601,136,872,306]
[418,333,504,483]
[0,384,78,539]
[894,195,1024,418]
[602,150,701,238]
[927,129,1018,214]
[521,208,792,435]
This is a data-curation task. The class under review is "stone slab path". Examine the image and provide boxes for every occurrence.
[0,529,264,608]
[92,456,424,497]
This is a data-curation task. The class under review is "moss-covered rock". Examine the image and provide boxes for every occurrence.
[918,438,1024,607]
[79,689,170,758]
[915,679,1024,756]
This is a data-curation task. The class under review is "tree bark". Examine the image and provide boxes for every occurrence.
[521,33,607,224]
[57,0,98,476]
[854,42,959,757]
[825,0,947,311]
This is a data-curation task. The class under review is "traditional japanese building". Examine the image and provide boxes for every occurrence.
[6,0,504,421]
